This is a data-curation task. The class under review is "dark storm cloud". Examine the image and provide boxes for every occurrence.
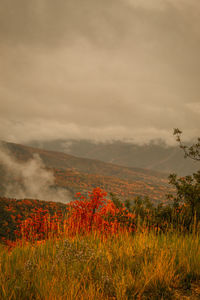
[0,0,200,144]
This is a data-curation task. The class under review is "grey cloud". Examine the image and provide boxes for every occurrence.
[0,0,130,47]
[0,0,200,145]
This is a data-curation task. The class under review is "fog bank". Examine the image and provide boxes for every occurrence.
[0,145,71,202]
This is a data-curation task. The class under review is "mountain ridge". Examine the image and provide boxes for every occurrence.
[1,140,167,178]
[26,139,199,175]
[0,140,172,204]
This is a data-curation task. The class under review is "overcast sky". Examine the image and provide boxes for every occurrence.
[0,0,200,145]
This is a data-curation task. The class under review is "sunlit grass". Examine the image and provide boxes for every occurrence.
[0,230,199,299]
[1,188,200,299]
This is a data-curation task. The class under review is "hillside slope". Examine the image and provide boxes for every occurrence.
[0,141,172,203]
[28,139,199,175]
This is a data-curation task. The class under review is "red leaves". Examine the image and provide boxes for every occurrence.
[12,188,135,246]
[65,187,135,236]
[15,208,64,242]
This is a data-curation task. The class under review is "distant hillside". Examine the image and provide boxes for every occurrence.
[27,139,199,175]
[0,141,172,204]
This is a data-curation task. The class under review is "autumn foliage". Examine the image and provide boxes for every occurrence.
[13,188,135,244]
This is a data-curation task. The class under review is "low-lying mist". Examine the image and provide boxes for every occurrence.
[0,145,71,203]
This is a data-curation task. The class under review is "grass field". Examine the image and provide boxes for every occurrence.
[0,229,200,300]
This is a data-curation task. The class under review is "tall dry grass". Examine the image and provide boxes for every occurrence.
[0,229,199,299]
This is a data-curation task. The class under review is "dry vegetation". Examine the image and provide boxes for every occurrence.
[0,188,200,299]
[0,230,200,299]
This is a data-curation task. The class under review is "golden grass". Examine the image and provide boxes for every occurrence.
[0,230,200,299]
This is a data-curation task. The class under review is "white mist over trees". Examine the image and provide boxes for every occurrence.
[0,145,71,202]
